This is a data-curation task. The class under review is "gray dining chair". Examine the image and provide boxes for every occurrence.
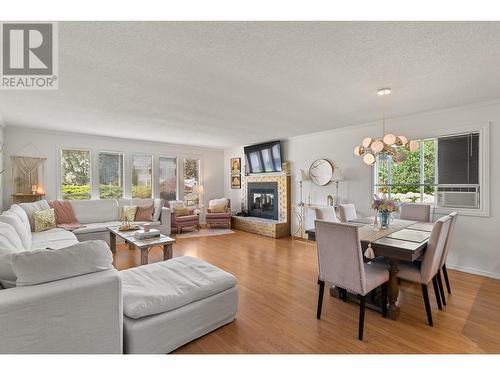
[314,207,339,222]
[399,203,431,222]
[315,220,389,340]
[338,203,358,222]
[397,215,452,326]
[438,212,458,300]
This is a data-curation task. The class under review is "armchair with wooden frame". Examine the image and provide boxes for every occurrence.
[168,201,200,234]
[205,198,231,229]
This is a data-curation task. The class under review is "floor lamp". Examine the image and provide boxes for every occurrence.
[294,169,309,239]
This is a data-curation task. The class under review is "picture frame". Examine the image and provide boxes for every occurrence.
[231,174,241,189]
[231,158,241,174]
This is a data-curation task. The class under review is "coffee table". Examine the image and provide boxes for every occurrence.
[107,226,176,265]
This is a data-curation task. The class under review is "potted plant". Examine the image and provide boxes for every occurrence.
[372,197,399,229]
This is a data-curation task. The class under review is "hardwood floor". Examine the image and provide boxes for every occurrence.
[113,230,500,353]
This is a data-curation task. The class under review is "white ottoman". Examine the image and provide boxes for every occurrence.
[121,256,238,354]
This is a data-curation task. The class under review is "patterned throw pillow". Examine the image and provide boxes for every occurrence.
[210,204,227,213]
[33,208,57,232]
[121,206,138,222]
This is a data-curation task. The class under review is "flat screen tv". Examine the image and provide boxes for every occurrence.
[244,140,282,174]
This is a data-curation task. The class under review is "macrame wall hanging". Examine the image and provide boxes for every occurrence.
[11,155,47,195]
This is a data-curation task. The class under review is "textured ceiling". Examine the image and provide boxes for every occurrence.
[1,21,500,148]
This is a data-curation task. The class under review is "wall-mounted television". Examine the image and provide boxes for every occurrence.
[244,140,282,174]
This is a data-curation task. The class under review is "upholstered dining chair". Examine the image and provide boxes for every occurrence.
[399,203,431,222]
[338,204,358,223]
[397,215,452,326]
[315,220,389,340]
[438,212,458,299]
[313,207,339,222]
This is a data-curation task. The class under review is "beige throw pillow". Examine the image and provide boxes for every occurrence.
[33,208,57,232]
[210,204,227,213]
[121,206,138,222]
[173,207,189,217]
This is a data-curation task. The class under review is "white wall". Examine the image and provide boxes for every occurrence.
[2,126,224,210]
[225,100,500,279]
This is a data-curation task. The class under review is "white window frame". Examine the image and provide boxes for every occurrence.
[98,150,125,199]
[158,155,179,201]
[60,147,92,200]
[131,153,153,199]
[372,123,490,217]
[182,157,202,206]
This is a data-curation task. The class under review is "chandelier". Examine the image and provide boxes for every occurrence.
[354,88,419,166]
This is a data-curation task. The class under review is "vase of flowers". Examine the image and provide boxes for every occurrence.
[372,197,399,229]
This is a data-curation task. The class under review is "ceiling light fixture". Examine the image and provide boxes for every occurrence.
[354,88,419,166]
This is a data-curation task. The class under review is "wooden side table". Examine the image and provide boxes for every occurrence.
[11,193,46,204]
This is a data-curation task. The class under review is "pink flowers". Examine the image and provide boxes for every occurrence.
[372,198,400,213]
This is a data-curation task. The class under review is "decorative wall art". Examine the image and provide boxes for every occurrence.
[231,174,241,189]
[231,158,241,174]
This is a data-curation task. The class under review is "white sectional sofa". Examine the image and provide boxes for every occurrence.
[0,241,123,354]
[0,199,238,354]
[68,198,171,243]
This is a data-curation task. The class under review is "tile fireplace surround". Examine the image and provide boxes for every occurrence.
[233,174,291,238]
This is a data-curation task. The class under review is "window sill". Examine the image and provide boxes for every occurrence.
[433,206,490,218]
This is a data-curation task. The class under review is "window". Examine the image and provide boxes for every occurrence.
[374,132,480,209]
[61,149,91,200]
[183,159,200,205]
[132,154,152,198]
[159,157,177,202]
[99,152,124,199]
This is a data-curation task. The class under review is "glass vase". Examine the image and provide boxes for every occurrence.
[379,211,391,229]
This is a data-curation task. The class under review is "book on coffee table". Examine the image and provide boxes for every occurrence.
[134,229,161,239]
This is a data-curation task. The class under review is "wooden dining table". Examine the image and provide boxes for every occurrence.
[307,218,435,320]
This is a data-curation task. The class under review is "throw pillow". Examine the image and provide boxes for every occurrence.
[12,240,113,287]
[210,204,227,213]
[135,204,154,222]
[19,200,50,231]
[33,208,57,232]
[121,205,138,222]
[173,207,189,217]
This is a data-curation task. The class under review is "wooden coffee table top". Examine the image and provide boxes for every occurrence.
[107,226,175,249]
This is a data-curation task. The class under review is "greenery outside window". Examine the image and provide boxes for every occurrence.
[61,149,91,200]
[132,154,153,198]
[99,152,124,199]
[374,139,436,204]
[183,159,200,205]
[374,132,481,211]
[159,156,177,202]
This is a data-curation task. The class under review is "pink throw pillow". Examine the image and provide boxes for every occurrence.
[135,204,154,222]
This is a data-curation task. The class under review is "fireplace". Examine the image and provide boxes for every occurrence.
[247,182,279,220]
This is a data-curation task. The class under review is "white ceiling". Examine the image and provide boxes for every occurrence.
[1,22,500,149]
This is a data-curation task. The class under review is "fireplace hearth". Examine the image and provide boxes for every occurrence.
[247,182,279,220]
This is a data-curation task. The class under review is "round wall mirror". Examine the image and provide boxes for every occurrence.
[309,159,334,186]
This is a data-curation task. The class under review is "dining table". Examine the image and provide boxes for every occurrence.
[307,218,435,320]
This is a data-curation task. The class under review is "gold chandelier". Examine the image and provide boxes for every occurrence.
[354,88,419,166]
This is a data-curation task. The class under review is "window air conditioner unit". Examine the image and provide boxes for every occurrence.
[436,185,479,209]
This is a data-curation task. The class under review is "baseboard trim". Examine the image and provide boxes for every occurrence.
[446,263,500,280]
